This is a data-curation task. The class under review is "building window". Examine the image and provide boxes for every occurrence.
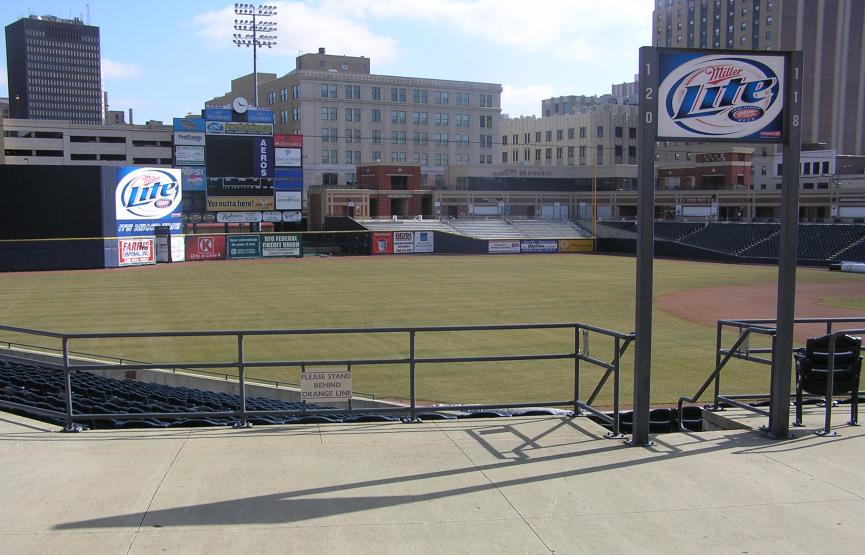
[579,127,586,138]
[267,91,276,104]
[391,151,407,163]
[597,126,604,138]
[321,149,337,164]
[321,84,337,98]
[455,92,470,106]
[413,131,428,145]
[372,151,382,162]
[372,130,381,144]
[391,111,406,124]
[434,91,449,105]
[502,151,508,163]
[320,107,337,120]
[391,87,406,102]
[568,128,575,139]
[435,133,448,146]
[615,126,623,138]
[372,109,381,122]
[345,108,361,122]
[371,87,381,100]
[344,85,360,99]
[391,130,406,144]
[434,113,449,126]
[479,94,493,107]
[293,106,302,120]
[545,130,552,142]
[412,89,428,103]
[413,111,428,125]
[280,88,289,101]
[596,145,604,164]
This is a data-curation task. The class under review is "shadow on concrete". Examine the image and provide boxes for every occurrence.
[52,419,766,530]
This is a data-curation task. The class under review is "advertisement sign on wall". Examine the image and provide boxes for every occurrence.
[181,167,206,192]
[372,232,393,254]
[413,231,434,253]
[185,235,226,261]
[174,117,206,132]
[118,238,155,266]
[275,147,302,167]
[227,235,262,259]
[520,240,558,253]
[488,240,521,254]
[274,134,304,149]
[393,231,414,253]
[261,234,303,257]
[558,239,594,253]
[207,197,274,211]
[275,167,303,190]
[658,50,785,142]
[204,108,233,122]
[216,212,263,223]
[175,145,205,165]
[275,190,302,210]
[262,211,283,222]
[174,132,205,146]
[282,211,302,222]
[115,167,182,236]
[246,109,274,124]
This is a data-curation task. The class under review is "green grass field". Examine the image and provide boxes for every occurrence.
[0,254,861,406]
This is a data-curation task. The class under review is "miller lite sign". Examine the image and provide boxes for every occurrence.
[658,50,785,142]
[114,167,183,237]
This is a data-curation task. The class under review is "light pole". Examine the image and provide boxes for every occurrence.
[233,3,278,107]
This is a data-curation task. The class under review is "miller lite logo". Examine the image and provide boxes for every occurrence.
[115,168,182,220]
[658,53,785,141]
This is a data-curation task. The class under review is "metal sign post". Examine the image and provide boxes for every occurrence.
[768,51,803,439]
[633,47,659,446]
[633,47,797,445]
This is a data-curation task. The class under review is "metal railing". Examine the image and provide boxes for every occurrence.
[0,322,634,435]
[677,316,865,435]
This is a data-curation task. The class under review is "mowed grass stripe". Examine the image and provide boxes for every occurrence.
[0,254,858,405]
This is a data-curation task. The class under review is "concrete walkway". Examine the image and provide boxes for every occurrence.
[1,410,863,554]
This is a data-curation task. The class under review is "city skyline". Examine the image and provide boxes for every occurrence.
[0,0,651,122]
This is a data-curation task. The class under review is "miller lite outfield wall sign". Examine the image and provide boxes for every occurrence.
[658,49,786,142]
[114,167,183,236]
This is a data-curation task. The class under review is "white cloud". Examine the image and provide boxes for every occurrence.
[501,83,556,118]
[102,59,141,79]
[322,0,651,55]
[193,2,398,67]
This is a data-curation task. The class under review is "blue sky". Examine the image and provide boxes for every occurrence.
[1,1,652,122]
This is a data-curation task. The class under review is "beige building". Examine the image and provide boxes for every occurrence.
[0,118,172,166]
[207,48,503,190]
[501,104,639,169]
[652,0,865,155]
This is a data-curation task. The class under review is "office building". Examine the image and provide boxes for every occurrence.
[652,0,865,155]
[5,15,103,124]
[206,48,502,190]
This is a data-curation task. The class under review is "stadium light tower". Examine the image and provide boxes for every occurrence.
[233,3,278,107]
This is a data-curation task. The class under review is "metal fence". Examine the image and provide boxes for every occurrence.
[677,316,865,435]
[0,322,634,435]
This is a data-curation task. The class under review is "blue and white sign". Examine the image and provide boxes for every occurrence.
[115,167,182,236]
[520,240,558,253]
[275,167,303,190]
[253,137,274,178]
[204,107,233,122]
[658,50,785,142]
[173,117,206,132]
[247,109,274,124]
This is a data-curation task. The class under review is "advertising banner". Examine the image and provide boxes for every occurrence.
[174,132,205,146]
[118,238,155,266]
[658,49,785,142]
[204,108,233,122]
[393,231,414,254]
[282,211,302,223]
[185,235,226,261]
[275,147,302,167]
[275,190,302,210]
[261,234,303,257]
[520,240,558,253]
[275,168,303,190]
[207,177,274,197]
[252,137,274,178]
[262,211,282,223]
[175,145,205,165]
[207,197,274,211]
[210,122,273,136]
[216,212,263,223]
[372,232,393,254]
[413,231,434,253]
[274,134,303,148]
[173,117,206,132]
[115,167,182,236]
[246,109,274,124]
[227,235,262,259]
[557,239,594,253]
[488,240,521,254]
[181,167,206,192]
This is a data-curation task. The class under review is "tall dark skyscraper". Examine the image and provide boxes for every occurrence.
[5,15,102,124]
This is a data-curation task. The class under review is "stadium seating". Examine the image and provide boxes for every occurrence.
[508,219,591,238]
[654,222,705,241]
[0,358,353,429]
[447,219,522,239]
[680,223,781,254]
[358,220,455,233]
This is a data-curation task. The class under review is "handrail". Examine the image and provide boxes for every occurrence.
[0,322,635,435]
[677,317,865,433]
